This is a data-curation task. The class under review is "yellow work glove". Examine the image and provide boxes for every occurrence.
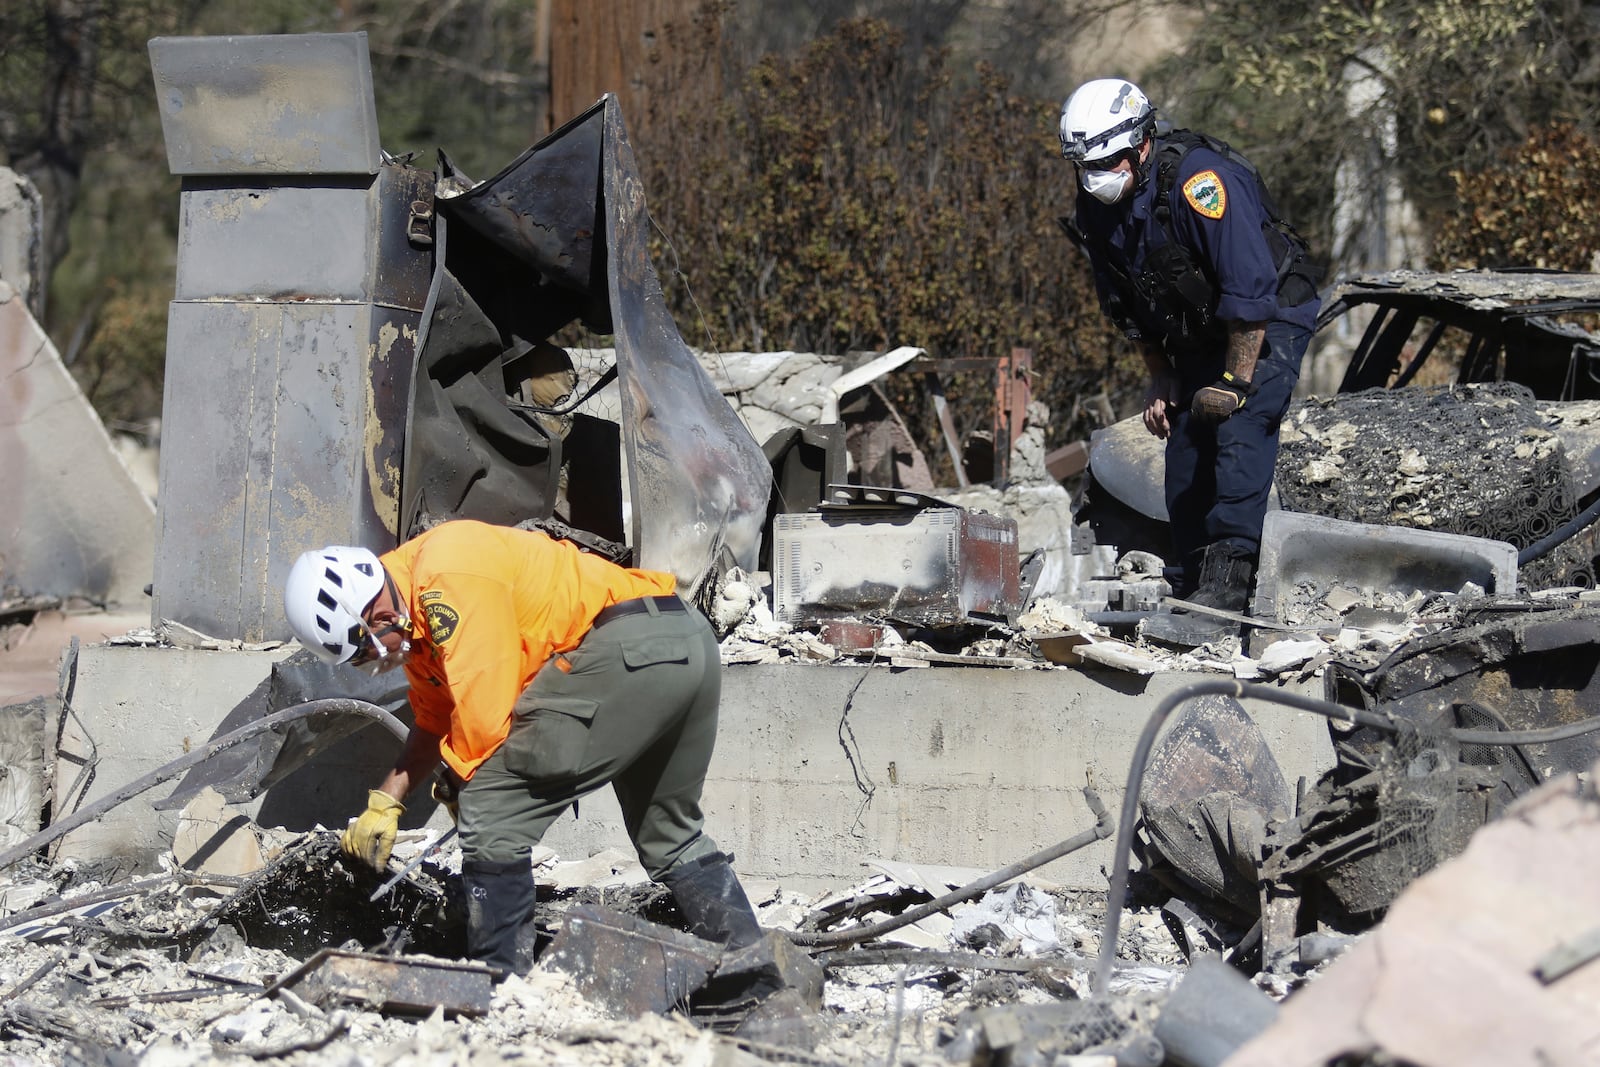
[341,789,404,870]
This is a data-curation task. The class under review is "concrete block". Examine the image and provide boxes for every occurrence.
[55,646,1337,890]
[1252,510,1520,622]
[52,646,261,865]
[542,662,1337,892]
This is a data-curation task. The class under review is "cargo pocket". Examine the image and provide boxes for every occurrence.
[501,696,599,780]
[621,636,690,670]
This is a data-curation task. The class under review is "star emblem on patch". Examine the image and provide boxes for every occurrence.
[1182,170,1227,219]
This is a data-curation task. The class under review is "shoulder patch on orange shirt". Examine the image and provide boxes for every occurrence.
[425,600,460,644]
[1182,170,1226,219]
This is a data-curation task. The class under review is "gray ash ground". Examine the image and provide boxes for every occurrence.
[0,832,1212,1066]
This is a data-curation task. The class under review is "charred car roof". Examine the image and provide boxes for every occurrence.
[1321,268,1600,399]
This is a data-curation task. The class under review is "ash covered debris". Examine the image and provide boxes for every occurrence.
[0,807,1208,1067]
[1277,382,1594,591]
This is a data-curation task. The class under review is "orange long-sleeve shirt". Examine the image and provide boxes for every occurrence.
[379,520,677,780]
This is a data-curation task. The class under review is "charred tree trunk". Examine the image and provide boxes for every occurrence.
[8,0,102,321]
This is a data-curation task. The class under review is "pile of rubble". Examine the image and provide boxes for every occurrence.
[0,820,1204,1066]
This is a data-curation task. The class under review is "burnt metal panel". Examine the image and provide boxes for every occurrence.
[148,33,381,176]
[772,504,1021,626]
[153,301,414,640]
[541,904,720,1017]
[270,948,494,1017]
[425,95,770,593]
[600,98,772,588]
[173,180,376,300]
[438,104,609,325]
[373,164,436,312]
[173,166,432,305]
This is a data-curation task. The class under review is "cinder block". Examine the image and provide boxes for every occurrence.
[1252,511,1519,622]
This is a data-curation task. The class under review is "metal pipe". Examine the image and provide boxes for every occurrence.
[1091,679,1600,996]
[788,787,1113,948]
[1518,492,1600,566]
[0,699,406,872]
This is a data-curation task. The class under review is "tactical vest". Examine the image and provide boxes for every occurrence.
[1062,130,1322,351]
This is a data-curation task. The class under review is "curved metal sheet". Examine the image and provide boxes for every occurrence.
[600,97,771,590]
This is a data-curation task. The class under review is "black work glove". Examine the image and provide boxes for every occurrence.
[1191,372,1255,425]
[431,771,460,825]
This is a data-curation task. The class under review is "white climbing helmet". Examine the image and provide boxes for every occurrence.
[1058,78,1155,163]
[284,545,386,664]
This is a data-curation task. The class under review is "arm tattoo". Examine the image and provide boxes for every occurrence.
[1225,322,1267,380]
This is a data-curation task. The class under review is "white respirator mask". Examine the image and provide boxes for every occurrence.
[1081,167,1133,204]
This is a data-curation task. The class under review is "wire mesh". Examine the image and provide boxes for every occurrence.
[1276,382,1594,589]
[1367,722,1468,894]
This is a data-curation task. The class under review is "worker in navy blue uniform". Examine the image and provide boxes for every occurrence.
[1058,78,1321,645]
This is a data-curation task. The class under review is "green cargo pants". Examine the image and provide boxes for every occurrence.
[456,596,722,879]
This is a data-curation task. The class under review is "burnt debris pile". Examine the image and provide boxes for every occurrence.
[1277,382,1594,589]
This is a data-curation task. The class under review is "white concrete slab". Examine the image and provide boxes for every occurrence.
[51,647,1337,890]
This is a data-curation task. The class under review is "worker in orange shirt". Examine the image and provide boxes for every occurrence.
[283,519,763,976]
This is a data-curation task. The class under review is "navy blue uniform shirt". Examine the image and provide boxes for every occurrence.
[1075,137,1318,349]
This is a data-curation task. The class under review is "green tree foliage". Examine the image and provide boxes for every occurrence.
[1141,0,1600,263]
[635,13,1137,461]
[2,0,547,433]
[1433,122,1600,272]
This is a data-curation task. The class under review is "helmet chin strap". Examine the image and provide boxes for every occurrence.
[381,571,412,633]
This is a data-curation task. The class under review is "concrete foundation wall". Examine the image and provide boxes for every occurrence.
[551,664,1334,890]
[53,646,1335,890]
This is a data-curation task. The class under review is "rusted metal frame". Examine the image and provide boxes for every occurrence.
[787,787,1112,949]
[267,947,495,1018]
[0,699,407,873]
[993,347,1032,485]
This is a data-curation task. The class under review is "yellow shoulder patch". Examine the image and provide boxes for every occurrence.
[425,601,460,644]
[1182,170,1227,220]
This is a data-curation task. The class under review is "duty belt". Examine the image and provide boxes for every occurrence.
[592,595,686,627]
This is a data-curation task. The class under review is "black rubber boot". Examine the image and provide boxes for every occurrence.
[663,852,783,1013]
[1188,542,1256,613]
[462,857,537,976]
[661,851,764,950]
[1144,543,1256,648]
